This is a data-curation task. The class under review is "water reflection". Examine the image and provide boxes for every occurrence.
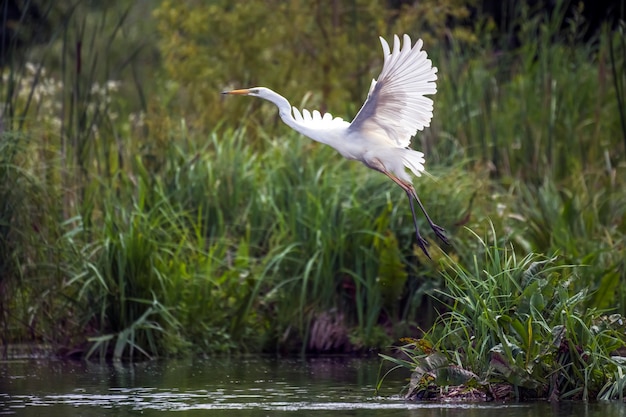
[1,357,625,417]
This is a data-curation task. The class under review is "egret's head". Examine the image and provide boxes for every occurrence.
[222,87,287,109]
[221,87,268,97]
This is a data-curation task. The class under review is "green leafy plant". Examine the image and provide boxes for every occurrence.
[379,225,626,401]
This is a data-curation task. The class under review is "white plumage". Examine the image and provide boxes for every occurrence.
[350,35,437,148]
[223,34,448,258]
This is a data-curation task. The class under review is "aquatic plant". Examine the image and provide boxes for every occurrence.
[379,226,626,401]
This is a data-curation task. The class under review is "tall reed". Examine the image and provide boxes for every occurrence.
[431,0,623,182]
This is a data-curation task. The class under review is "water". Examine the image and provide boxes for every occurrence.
[1,356,625,417]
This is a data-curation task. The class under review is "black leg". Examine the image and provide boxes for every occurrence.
[371,163,448,256]
[410,188,449,245]
[406,190,431,259]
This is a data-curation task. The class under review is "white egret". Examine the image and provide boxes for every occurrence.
[222,34,448,258]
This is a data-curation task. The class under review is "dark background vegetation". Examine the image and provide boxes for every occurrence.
[0,0,625,379]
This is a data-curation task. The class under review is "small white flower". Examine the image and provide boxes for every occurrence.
[25,62,37,74]
[106,80,121,92]
[91,82,101,95]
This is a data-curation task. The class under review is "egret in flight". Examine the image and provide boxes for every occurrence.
[223,34,448,258]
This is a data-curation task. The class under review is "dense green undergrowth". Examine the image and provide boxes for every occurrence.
[0,2,625,393]
[379,228,626,401]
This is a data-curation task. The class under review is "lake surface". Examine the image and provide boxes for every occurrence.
[1,356,625,417]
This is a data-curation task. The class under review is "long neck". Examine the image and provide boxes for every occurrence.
[259,89,300,131]
[258,88,339,148]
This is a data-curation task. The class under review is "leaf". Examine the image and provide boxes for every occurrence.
[414,352,449,377]
[409,352,480,391]
[589,269,620,309]
[551,325,566,347]
[434,365,479,386]
[489,351,541,389]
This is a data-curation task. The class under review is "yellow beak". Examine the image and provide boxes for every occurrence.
[221,89,250,95]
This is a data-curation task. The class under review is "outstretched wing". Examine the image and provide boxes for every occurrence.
[348,34,437,148]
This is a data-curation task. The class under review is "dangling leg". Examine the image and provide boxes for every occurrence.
[407,186,449,245]
[404,188,431,259]
[363,158,448,258]
[375,168,448,252]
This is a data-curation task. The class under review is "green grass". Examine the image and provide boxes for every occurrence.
[378,225,626,401]
[152,128,478,353]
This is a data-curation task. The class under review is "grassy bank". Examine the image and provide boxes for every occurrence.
[0,0,624,376]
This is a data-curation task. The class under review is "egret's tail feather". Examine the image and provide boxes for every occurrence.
[370,147,426,182]
[400,148,426,179]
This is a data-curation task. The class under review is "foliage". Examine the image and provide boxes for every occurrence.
[0,1,163,357]
[0,131,68,348]
[508,175,626,310]
[153,0,477,133]
[0,0,624,363]
[149,127,481,353]
[379,227,626,401]
[432,3,625,182]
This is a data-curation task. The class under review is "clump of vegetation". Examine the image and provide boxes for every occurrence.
[378,227,626,401]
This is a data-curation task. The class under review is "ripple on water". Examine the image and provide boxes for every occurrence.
[2,389,533,413]
[3,358,620,417]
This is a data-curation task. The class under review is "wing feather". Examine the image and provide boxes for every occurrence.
[349,34,437,148]
[290,106,348,130]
